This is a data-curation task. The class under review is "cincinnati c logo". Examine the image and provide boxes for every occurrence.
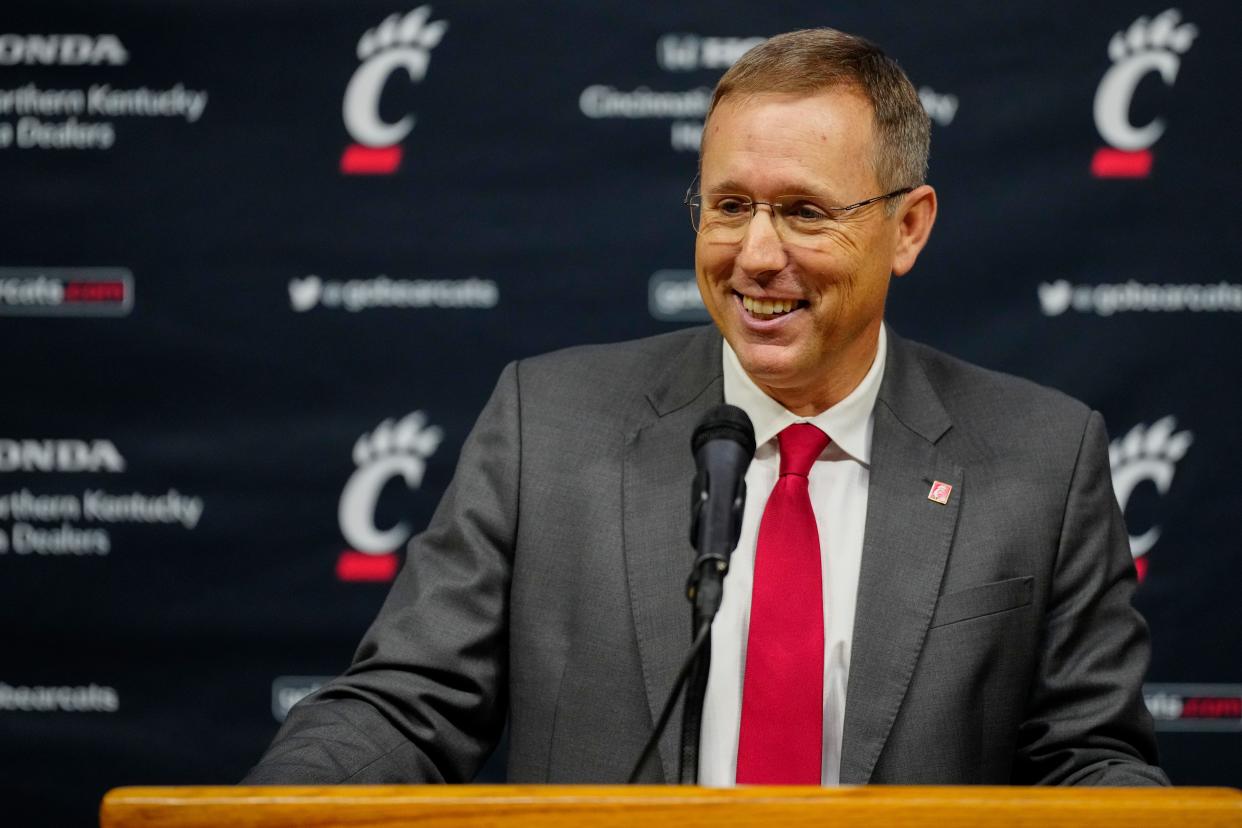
[1109,416,1192,581]
[336,412,443,581]
[1091,9,1197,178]
[339,7,448,175]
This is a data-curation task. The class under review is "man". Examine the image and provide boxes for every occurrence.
[246,28,1167,786]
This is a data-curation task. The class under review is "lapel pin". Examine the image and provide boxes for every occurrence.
[928,481,953,505]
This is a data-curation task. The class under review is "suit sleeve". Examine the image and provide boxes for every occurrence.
[1015,410,1170,785]
[243,361,521,784]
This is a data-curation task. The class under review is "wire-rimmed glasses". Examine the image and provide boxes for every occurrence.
[684,175,913,247]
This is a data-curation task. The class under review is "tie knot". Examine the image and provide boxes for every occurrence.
[778,423,829,477]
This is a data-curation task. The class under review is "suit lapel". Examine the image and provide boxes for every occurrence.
[622,327,723,782]
[840,332,962,784]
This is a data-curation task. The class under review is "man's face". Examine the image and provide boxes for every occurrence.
[695,89,908,412]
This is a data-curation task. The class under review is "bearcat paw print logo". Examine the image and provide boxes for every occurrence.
[351,411,444,468]
[339,411,444,554]
[1109,416,1193,579]
[356,6,448,62]
[1106,8,1197,65]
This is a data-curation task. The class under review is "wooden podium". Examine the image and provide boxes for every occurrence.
[101,784,1242,828]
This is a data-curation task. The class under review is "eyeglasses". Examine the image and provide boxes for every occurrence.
[684,175,914,247]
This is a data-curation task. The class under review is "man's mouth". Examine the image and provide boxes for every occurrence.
[739,293,807,320]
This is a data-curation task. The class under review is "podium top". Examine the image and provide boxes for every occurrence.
[100,784,1242,828]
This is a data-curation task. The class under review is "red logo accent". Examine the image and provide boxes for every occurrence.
[1134,556,1149,582]
[336,550,399,582]
[64,280,126,303]
[1180,697,1242,719]
[339,145,403,175]
[1091,148,1153,178]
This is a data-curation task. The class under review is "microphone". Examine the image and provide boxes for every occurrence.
[687,404,756,626]
[627,404,755,784]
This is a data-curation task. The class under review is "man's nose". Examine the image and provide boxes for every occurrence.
[736,204,787,275]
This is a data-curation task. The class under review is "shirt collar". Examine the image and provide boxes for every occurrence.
[722,324,887,464]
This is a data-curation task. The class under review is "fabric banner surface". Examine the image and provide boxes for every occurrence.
[2,2,1239,824]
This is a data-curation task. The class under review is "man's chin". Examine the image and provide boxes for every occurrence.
[731,342,806,387]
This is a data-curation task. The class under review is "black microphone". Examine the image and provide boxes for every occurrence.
[627,404,755,784]
[687,404,756,626]
[678,404,755,783]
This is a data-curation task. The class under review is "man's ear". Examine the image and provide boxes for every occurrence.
[891,184,937,277]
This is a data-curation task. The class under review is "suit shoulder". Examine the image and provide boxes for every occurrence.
[516,327,709,388]
[905,339,1095,447]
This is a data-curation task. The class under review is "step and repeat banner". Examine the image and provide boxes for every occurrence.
[2,2,1239,824]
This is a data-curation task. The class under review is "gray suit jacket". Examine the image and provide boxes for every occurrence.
[246,326,1167,785]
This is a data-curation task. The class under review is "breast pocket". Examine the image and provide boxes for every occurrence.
[929,576,1034,629]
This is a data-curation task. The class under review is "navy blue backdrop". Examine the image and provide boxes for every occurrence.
[2,3,1239,825]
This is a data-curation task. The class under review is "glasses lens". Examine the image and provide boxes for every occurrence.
[696,195,752,243]
[693,195,857,247]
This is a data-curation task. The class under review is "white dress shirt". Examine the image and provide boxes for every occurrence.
[698,324,887,786]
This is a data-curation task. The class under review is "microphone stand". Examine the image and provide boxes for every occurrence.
[677,454,745,783]
[679,555,728,783]
[627,405,752,785]
[626,480,742,785]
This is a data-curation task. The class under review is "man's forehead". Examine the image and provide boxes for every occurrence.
[699,89,878,195]
[705,87,874,134]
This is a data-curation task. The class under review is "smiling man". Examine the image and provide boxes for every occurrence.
[247,28,1167,786]
[693,84,933,415]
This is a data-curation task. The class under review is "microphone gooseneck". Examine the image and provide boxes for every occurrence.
[628,404,755,785]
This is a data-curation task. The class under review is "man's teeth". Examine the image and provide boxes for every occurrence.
[742,295,798,315]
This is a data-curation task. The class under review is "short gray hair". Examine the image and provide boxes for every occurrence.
[706,28,930,193]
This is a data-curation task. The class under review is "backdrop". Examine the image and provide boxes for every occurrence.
[2,2,1239,825]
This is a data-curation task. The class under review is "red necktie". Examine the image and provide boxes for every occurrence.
[736,423,828,784]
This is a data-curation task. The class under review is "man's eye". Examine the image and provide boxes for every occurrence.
[784,201,830,222]
[714,198,751,217]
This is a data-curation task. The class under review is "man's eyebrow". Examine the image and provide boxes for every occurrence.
[704,178,844,203]
[704,178,750,195]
